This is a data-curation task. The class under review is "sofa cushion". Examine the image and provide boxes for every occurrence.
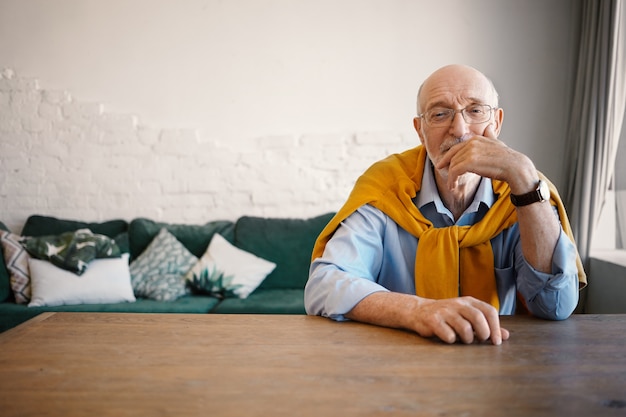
[0,222,12,302]
[28,254,136,307]
[210,288,306,314]
[233,212,335,290]
[0,295,221,333]
[21,215,128,238]
[185,233,276,299]
[129,218,235,259]
[130,228,198,301]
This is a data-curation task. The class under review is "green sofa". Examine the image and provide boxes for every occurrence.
[0,213,334,333]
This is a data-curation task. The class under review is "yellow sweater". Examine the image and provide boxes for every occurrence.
[312,145,586,309]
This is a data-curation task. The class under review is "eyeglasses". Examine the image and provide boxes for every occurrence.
[417,104,495,126]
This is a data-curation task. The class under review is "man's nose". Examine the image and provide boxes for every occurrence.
[449,111,470,139]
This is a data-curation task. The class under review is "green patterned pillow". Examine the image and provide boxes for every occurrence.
[129,228,198,301]
[22,229,121,275]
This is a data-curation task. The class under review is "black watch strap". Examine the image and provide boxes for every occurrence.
[510,180,549,207]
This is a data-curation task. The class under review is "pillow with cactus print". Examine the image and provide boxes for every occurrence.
[185,233,276,299]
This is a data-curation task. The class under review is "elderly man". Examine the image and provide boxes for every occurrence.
[305,64,585,345]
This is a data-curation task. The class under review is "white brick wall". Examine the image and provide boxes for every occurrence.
[0,69,416,233]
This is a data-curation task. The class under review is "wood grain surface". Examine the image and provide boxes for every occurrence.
[0,313,624,417]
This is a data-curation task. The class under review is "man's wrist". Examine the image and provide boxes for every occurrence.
[506,157,539,195]
[510,180,549,207]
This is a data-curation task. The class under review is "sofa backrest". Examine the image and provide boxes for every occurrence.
[21,215,128,238]
[128,218,235,259]
[234,212,335,290]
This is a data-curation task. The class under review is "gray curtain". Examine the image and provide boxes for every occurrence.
[564,0,626,266]
[617,125,626,247]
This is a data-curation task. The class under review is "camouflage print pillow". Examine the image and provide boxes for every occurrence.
[22,229,121,275]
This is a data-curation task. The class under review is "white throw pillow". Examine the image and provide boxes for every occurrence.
[185,233,276,299]
[28,253,136,307]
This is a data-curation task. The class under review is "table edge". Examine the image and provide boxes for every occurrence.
[0,312,57,342]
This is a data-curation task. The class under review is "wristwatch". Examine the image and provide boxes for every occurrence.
[510,180,550,207]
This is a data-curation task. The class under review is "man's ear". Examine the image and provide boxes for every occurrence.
[493,108,504,136]
[413,117,425,144]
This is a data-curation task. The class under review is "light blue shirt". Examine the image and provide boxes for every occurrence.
[305,159,580,321]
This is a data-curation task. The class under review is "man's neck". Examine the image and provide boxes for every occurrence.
[434,172,481,221]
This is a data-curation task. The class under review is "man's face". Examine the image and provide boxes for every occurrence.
[413,66,502,184]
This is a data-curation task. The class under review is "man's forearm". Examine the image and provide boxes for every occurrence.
[345,291,424,331]
[515,202,560,273]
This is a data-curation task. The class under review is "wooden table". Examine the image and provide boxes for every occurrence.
[0,313,624,417]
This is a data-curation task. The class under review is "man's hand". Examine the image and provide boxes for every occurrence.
[435,124,538,194]
[346,292,509,345]
[411,296,510,345]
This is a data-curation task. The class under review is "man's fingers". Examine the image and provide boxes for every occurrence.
[448,315,477,344]
[457,299,507,345]
[483,123,497,139]
[471,300,505,345]
[501,327,510,341]
[415,298,510,345]
[434,325,458,344]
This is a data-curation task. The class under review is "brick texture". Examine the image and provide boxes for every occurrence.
[0,69,416,233]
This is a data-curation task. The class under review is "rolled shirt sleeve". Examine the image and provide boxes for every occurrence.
[515,229,580,320]
[305,207,391,320]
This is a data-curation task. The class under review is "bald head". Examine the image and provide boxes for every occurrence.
[416,65,499,115]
